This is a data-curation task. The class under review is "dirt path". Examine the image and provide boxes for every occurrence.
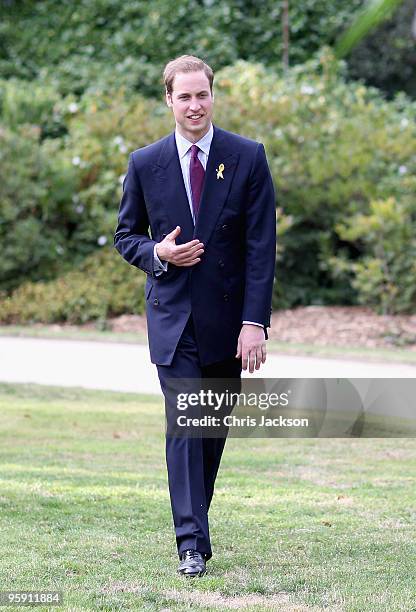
[106,306,416,350]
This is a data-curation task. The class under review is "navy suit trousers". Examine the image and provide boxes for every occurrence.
[156,314,242,560]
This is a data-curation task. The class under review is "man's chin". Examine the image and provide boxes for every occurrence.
[179,120,210,140]
[188,120,207,130]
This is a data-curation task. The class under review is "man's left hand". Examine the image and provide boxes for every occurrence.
[236,324,266,373]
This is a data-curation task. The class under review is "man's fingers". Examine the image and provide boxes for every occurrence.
[238,325,267,372]
[174,240,203,254]
[248,349,256,373]
[241,343,266,372]
[167,225,181,239]
[174,241,201,253]
[183,238,203,248]
[174,252,204,267]
[163,237,204,266]
[175,247,204,263]
[241,348,249,371]
[236,337,242,359]
[180,258,201,267]
[255,346,263,370]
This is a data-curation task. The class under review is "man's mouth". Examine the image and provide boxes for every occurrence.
[188,114,203,121]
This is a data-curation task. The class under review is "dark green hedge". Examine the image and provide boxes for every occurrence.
[2,0,414,99]
[1,52,416,317]
[0,0,363,97]
[0,248,145,324]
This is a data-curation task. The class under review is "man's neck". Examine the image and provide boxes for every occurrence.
[175,123,212,144]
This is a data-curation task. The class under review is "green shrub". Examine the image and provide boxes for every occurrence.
[0,78,67,139]
[0,247,145,324]
[330,197,416,314]
[0,90,169,291]
[2,51,416,318]
[0,124,81,290]
[0,0,363,98]
[214,51,416,308]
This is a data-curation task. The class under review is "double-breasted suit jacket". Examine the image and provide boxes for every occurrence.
[114,124,276,366]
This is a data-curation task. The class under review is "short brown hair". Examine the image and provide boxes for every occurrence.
[163,55,214,95]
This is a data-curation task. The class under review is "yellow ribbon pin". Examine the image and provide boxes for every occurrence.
[216,163,224,180]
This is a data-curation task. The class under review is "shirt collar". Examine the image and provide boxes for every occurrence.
[175,123,213,159]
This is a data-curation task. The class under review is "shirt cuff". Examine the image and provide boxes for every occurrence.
[242,321,264,328]
[153,244,168,275]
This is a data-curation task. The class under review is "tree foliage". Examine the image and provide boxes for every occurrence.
[0,0,364,97]
[1,51,416,316]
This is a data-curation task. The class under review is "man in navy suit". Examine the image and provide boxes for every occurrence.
[114,55,276,577]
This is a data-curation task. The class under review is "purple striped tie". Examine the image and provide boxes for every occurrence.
[190,144,205,219]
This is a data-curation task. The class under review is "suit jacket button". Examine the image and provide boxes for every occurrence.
[218,260,224,268]
[221,224,228,231]
[223,293,229,302]
[153,298,159,306]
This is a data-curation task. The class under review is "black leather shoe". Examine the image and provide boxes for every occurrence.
[177,549,206,577]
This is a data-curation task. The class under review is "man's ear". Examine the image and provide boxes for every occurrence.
[166,91,172,108]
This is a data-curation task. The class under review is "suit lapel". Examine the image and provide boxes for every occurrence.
[194,125,239,244]
[150,126,239,246]
[151,132,194,242]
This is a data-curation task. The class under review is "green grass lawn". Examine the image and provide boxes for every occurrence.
[0,383,415,611]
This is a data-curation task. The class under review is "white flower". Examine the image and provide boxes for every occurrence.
[75,204,84,214]
[119,143,127,153]
[400,118,409,128]
[113,135,124,145]
[68,102,79,113]
[300,85,315,95]
[119,174,126,184]
[72,156,81,166]
[56,245,64,255]
[398,165,407,175]
[97,235,107,246]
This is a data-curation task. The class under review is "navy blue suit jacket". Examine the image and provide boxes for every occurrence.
[114,124,276,366]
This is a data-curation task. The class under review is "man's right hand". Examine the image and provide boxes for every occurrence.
[155,226,204,267]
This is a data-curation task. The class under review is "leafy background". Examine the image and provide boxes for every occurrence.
[1,0,415,322]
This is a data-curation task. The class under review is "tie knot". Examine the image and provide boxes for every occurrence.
[190,144,200,159]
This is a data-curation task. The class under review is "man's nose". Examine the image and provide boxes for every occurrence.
[189,99,202,111]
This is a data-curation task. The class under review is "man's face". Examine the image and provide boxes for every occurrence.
[166,70,214,142]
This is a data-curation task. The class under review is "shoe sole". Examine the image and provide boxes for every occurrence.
[178,569,206,578]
